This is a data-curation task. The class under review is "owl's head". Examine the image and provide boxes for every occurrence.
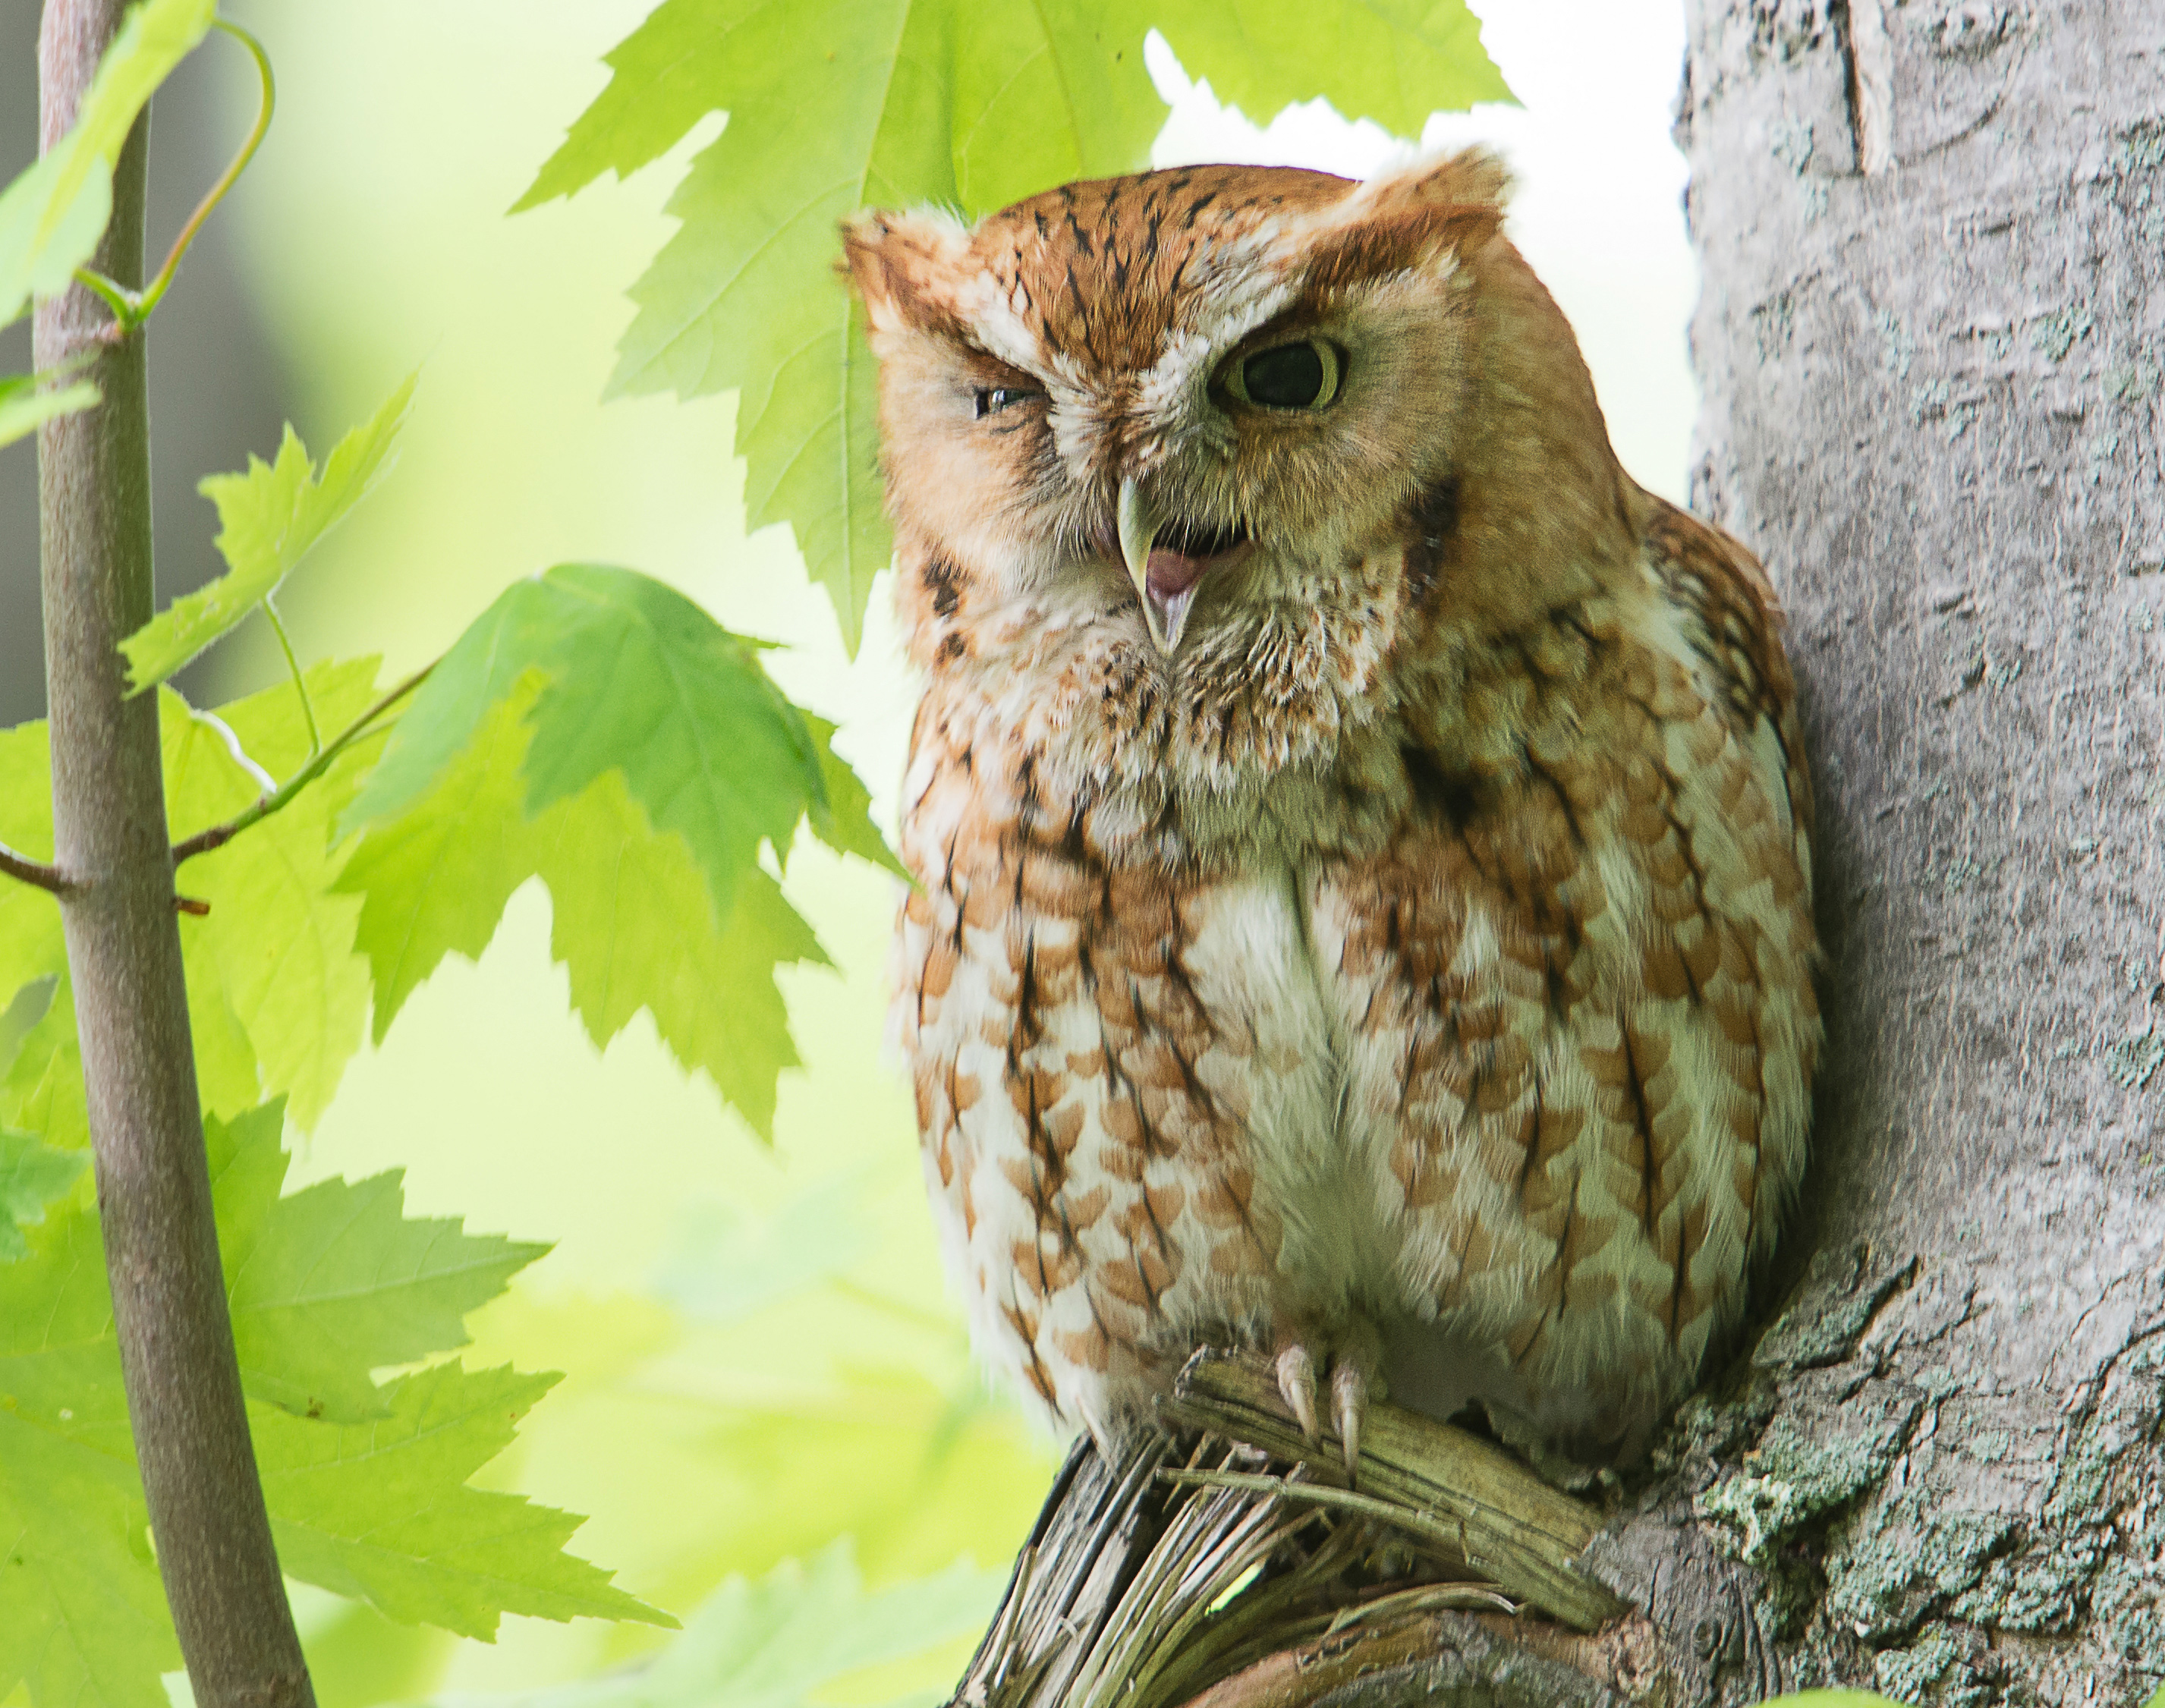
[845,151,1630,781]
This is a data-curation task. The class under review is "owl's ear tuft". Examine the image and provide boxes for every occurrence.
[1361,146,1515,219]
[1299,147,1512,293]
[842,209,974,341]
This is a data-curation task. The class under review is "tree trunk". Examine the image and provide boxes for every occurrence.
[1578,1,2165,1700]
[35,4,314,1701]
[953,5,2164,1705]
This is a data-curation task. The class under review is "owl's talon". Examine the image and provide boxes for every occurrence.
[1333,1361,1367,1480]
[1276,1345,1320,1440]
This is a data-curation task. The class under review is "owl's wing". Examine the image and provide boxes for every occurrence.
[1641,501,1816,900]
[1326,501,1820,1443]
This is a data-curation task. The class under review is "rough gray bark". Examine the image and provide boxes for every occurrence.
[955,8,2164,1706]
[35,4,315,1702]
[1590,1,2165,1701]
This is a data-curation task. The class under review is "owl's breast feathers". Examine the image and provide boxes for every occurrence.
[861,153,1817,1452]
[891,486,1820,1451]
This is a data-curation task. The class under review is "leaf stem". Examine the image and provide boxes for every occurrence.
[69,265,137,329]
[0,840,74,895]
[262,599,319,756]
[172,662,433,867]
[69,19,276,338]
[135,20,275,323]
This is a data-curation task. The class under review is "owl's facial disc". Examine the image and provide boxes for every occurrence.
[1116,477,1252,653]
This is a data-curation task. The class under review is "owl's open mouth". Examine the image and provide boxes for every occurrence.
[1147,515,1250,595]
[1116,479,1251,653]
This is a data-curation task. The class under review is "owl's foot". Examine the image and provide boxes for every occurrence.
[1273,1329,1384,1480]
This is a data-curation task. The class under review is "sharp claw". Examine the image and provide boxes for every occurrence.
[1276,1345,1320,1441]
[1333,1361,1367,1481]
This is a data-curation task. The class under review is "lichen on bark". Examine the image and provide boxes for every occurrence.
[1625,2,2165,1699]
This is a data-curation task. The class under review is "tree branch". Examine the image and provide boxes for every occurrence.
[951,1354,1641,1708]
[1159,1350,1630,1633]
[171,662,429,867]
[34,4,314,1702]
[0,839,72,893]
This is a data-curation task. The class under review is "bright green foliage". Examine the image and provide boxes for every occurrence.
[0,1090,662,1702]
[431,1542,1000,1708]
[0,1126,83,1260]
[0,0,216,329]
[0,1203,181,1708]
[338,685,822,1137]
[1,663,389,1141]
[333,684,541,1042]
[337,565,892,1135]
[162,660,388,1127]
[208,1102,546,1423]
[257,1360,672,1639]
[0,372,99,449]
[806,714,908,880]
[346,565,845,923]
[0,738,95,1158]
[515,0,1509,649]
[121,373,418,692]
[537,769,824,1134]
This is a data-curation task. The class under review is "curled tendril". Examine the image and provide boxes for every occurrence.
[74,19,275,336]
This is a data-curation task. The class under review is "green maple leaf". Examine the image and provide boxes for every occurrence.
[424,1542,997,1708]
[121,374,417,693]
[0,1128,84,1263]
[0,0,215,329]
[338,669,829,1137]
[335,565,889,1135]
[804,714,908,880]
[0,1400,179,1708]
[515,0,1509,648]
[256,1360,672,1639]
[536,770,823,1134]
[344,565,823,926]
[0,1125,83,1255]
[207,1102,547,1423]
[3,662,386,1138]
[0,1101,659,1700]
[0,719,62,1003]
[0,726,87,1156]
[162,662,387,1128]
[335,681,548,1037]
[0,1202,181,1708]
[2,1025,89,1156]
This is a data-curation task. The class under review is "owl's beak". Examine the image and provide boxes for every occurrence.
[1116,477,1196,653]
[1116,478,1171,650]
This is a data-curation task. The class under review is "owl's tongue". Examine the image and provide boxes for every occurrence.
[1144,546,1211,602]
[1115,478,1248,653]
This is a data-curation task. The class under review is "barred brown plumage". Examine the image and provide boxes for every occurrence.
[846,148,1817,1465]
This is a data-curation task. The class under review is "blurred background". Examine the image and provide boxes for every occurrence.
[1,1,1697,1700]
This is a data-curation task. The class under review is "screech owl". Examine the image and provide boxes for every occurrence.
[843,149,1819,1466]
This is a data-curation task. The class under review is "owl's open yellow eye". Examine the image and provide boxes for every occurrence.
[973,386,1040,419]
[1223,339,1343,411]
